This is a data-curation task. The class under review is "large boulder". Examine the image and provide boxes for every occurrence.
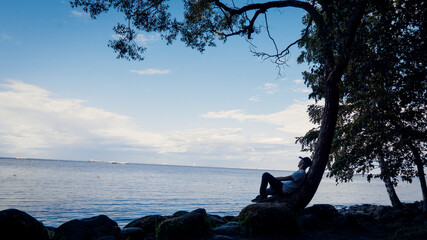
[207,214,227,228]
[0,209,49,240]
[332,214,363,230]
[120,227,145,240]
[296,214,322,231]
[124,215,167,239]
[171,211,189,218]
[212,222,240,237]
[238,203,297,237]
[300,204,339,220]
[54,215,120,240]
[157,208,211,240]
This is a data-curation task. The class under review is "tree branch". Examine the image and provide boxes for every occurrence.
[213,0,324,31]
[215,8,265,39]
[212,0,327,68]
[334,0,367,76]
[253,17,313,66]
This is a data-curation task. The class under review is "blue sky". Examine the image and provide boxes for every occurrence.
[0,0,318,170]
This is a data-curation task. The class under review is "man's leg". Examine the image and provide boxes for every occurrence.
[260,172,283,198]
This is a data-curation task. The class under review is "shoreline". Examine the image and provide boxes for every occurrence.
[1,201,426,240]
[4,202,418,229]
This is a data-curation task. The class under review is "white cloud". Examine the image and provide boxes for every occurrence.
[130,68,171,75]
[70,10,88,18]
[112,33,160,45]
[135,33,161,44]
[291,79,311,93]
[201,101,320,134]
[293,88,311,93]
[263,82,279,95]
[249,95,260,102]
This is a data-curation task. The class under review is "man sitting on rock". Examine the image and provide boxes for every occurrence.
[252,157,312,203]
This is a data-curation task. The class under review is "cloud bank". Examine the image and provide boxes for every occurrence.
[0,80,316,169]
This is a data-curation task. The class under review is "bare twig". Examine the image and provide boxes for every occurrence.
[252,17,313,67]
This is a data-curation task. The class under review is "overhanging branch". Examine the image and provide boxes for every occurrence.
[213,0,325,32]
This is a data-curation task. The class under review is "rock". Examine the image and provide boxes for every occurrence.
[120,227,145,240]
[212,222,240,237]
[400,204,421,220]
[348,204,376,215]
[157,208,211,240]
[54,215,120,240]
[299,206,361,231]
[413,214,427,224]
[333,215,362,230]
[223,216,237,222]
[372,205,392,219]
[171,211,189,218]
[207,214,226,227]
[97,236,115,240]
[210,235,236,240]
[301,204,339,220]
[46,226,57,239]
[296,214,321,231]
[390,224,427,240]
[0,209,50,240]
[238,203,297,237]
[124,215,166,238]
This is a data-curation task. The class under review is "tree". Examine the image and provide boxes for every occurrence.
[296,0,426,210]
[71,0,371,210]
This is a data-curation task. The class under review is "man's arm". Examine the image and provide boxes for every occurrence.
[276,175,293,181]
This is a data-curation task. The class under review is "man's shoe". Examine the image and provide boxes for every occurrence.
[251,195,266,203]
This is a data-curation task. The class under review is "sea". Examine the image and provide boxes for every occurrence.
[0,158,422,227]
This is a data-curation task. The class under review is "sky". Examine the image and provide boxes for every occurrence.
[0,0,320,170]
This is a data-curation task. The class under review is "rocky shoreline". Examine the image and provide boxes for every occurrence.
[1,202,426,240]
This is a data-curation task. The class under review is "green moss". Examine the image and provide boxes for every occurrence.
[238,214,255,236]
[156,220,185,240]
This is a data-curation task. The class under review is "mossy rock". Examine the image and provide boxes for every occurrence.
[238,203,297,237]
[157,208,210,240]
[124,215,166,238]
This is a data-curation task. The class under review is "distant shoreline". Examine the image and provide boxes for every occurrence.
[0,156,294,172]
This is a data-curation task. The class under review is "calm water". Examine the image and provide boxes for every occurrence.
[0,158,422,227]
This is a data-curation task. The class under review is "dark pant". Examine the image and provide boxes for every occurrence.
[260,172,283,197]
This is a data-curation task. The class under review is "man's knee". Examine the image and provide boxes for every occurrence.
[262,172,272,179]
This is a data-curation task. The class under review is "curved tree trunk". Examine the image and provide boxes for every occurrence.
[409,143,427,213]
[383,177,403,208]
[281,68,340,210]
[378,155,403,208]
[266,1,366,211]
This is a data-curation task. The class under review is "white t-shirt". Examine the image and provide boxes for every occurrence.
[282,169,306,194]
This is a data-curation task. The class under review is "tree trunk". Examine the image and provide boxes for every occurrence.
[409,143,427,213]
[281,68,340,210]
[384,177,403,208]
[268,2,366,211]
[378,155,403,208]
